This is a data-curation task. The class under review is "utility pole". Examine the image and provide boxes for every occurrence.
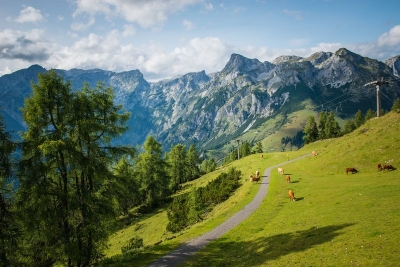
[364,78,389,117]
[236,139,241,160]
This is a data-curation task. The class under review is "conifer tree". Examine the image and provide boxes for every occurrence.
[17,71,132,266]
[303,115,319,144]
[186,144,201,181]
[0,114,19,266]
[166,144,187,192]
[354,109,365,128]
[318,111,327,140]
[136,136,168,209]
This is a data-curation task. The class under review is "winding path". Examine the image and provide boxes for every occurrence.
[148,154,309,267]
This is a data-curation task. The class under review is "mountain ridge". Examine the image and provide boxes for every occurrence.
[1,48,399,154]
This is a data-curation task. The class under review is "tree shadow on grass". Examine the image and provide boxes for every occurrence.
[183,223,355,266]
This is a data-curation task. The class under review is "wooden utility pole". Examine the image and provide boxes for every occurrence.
[364,78,389,117]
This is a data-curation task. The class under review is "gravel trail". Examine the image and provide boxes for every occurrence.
[148,154,309,267]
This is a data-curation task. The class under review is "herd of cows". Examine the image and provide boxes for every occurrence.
[249,151,396,202]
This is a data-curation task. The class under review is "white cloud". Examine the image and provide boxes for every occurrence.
[73,0,203,29]
[71,15,95,31]
[0,29,50,61]
[122,24,136,37]
[182,19,195,31]
[378,25,400,47]
[204,2,213,11]
[58,15,64,21]
[14,6,45,23]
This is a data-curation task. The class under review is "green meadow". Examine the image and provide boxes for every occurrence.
[104,111,400,267]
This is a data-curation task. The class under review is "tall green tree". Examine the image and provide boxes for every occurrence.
[318,111,327,140]
[136,136,168,209]
[365,109,375,121]
[324,111,341,138]
[240,141,252,158]
[391,98,400,112]
[303,116,319,144]
[186,144,201,181]
[254,141,263,153]
[0,114,19,266]
[166,144,187,192]
[17,71,132,266]
[114,155,139,215]
[354,109,365,128]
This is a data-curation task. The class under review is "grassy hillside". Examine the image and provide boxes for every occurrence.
[104,111,400,266]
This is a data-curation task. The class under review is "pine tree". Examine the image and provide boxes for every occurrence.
[136,136,169,209]
[254,141,263,153]
[0,114,19,266]
[391,98,400,112]
[365,109,375,121]
[186,144,201,181]
[303,116,319,144]
[166,144,187,192]
[324,111,341,138]
[318,111,327,140]
[354,109,365,128]
[17,71,132,266]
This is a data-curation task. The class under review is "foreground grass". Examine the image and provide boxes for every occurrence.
[104,112,400,266]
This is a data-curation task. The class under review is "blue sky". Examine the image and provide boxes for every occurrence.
[1,0,400,81]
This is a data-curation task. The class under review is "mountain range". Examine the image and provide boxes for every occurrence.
[1,48,399,158]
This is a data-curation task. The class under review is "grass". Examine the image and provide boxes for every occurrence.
[103,111,400,266]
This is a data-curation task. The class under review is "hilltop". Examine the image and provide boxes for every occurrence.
[1,48,399,157]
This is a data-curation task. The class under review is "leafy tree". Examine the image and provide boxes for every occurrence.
[342,119,357,134]
[391,98,400,112]
[136,136,169,209]
[166,144,187,192]
[365,109,375,121]
[114,155,139,215]
[17,71,132,266]
[303,116,319,144]
[186,144,201,181]
[324,111,341,138]
[254,141,263,153]
[0,114,19,266]
[354,109,365,128]
[240,141,252,158]
[201,158,216,174]
[318,111,327,140]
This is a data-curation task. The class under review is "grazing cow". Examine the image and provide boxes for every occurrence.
[377,163,382,171]
[381,164,396,171]
[249,174,260,183]
[312,151,318,156]
[286,175,290,183]
[260,154,263,158]
[278,168,284,175]
[346,167,358,174]
[255,170,260,178]
[288,190,296,201]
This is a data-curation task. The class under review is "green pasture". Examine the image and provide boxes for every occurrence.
[104,112,400,266]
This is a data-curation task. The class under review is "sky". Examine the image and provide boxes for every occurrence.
[1,0,400,81]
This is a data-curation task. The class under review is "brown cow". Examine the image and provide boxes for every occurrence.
[260,154,263,158]
[381,164,395,171]
[255,170,260,178]
[377,163,382,171]
[249,174,260,183]
[288,190,296,201]
[286,175,290,183]
[278,167,284,175]
[346,167,358,174]
[312,151,318,156]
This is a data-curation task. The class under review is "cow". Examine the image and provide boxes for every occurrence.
[249,174,260,183]
[377,163,382,171]
[255,170,260,178]
[278,168,284,175]
[288,190,296,201]
[346,167,358,174]
[260,154,263,158]
[312,151,318,156]
[381,164,396,171]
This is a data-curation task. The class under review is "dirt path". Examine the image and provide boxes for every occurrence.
[148,154,309,267]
